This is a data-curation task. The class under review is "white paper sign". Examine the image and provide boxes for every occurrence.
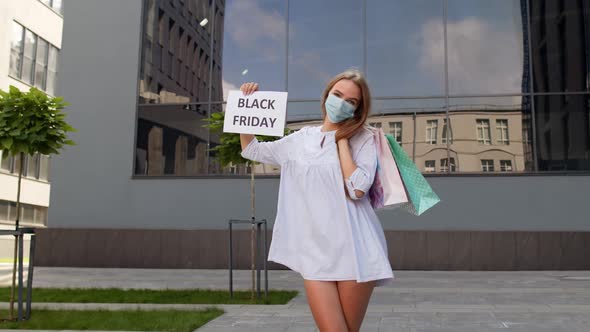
[223,90,288,137]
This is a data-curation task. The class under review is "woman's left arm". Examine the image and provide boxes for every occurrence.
[337,136,377,200]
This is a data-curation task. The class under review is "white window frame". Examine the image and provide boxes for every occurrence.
[496,119,510,145]
[424,160,436,172]
[500,160,513,172]
[389,122,402,143]
[476,119,491,145]
[481,159,494,172]
[442,118,453,144]
[426,120,438,145]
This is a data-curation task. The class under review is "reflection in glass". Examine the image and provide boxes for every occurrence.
[534,94,590,171]
[221,0,286,100]
[447,97,532,173]
[135,104,210,176]
[530,0,590,93]
[139,0,223,104]
[9,22,24,78]
[22,30,36,85]
[369,99,446,168]
[367,0,444,97]
[447,0,529,95]
[288,0,362,99]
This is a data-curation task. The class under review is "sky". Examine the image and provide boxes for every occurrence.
[220,0,528,120]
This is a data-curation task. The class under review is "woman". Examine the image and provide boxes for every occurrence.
[239,69,394,332]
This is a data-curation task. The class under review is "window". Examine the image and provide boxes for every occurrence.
[0,200,47,226]
[440,158,456,172]
[46,46,59,95]
[476,119,491,145]
[481,159,494,172]
[34,39,49,90]
[425,160,435,172]
[369,122,382,128]
[9,21,60,94]
[500,160,513,172]
[1,151,12,172]
[39,0,63,14]
[39,155,50,181]
[496,119,509,145]
[9,22,24,78]
[22,29,37,84]
[388,122,402,143]
[426,120,438,144]
[27,154,39,178]
[442,118,453,144]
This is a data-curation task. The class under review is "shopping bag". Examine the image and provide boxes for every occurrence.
[368,128,408,209]
[385,134,440,215]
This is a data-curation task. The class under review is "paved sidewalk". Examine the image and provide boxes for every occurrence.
[2,268,590,331]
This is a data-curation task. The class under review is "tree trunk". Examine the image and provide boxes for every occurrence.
[9,152,24,320]
[250,162,256,300]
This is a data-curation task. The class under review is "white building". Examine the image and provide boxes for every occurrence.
[0,0,63,255]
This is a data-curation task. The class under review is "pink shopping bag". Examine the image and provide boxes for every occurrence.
[368,127,408,209]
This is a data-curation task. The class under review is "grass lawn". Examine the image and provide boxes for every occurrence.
[0,308,224,331]
[0,287,298,305]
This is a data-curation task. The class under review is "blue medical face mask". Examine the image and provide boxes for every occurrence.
[324,94,357,123]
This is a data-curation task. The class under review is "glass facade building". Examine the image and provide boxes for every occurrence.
[134,0,590,176]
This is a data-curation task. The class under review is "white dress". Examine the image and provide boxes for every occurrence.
[241,125,394,287]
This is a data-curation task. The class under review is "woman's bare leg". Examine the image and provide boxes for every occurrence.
[304,279,349,332]
[336,280,376,332]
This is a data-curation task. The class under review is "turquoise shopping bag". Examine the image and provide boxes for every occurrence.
[384,134,440,216]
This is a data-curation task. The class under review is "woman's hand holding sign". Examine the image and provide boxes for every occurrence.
[239,82,259,150]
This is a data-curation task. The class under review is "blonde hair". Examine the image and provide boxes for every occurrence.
[320,69,371,141]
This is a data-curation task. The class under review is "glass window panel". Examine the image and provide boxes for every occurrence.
[288,0,362,100]
[12,154,23,175]
[481,159,495,172]
[388,122,403,143]
[426,120,438,145]
[35,39,49,90]
[367,0,444,97]
[46,46,59,95]
[286,100,322,123]
[39,155,50,181]
[22,205,35,224]
[373,98,446,166]
[0,201,9,222]
[220,0,286,101]
[440,157,456,172]
[22,29,37,84]
[52,0,63,14]
[534,94,590,171]
[448,96,533,173]
[1,152,12,172]
[27,154,39,179]
[424,160,436,172]
[9,22,24,78]
[34,206,48,226]
[530,0,590,93]
[140,0,215,104]
[8,201,17,222]
[447,0,529,95]
[500,160,513,172]
[135,104,210,176]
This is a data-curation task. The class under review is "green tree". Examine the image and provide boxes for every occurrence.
[203,111,291,300]
[0,86,76,320]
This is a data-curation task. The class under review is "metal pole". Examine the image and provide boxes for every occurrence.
[263,219,268,300]
[256,222,261,298]
[26,234,35,320]
[228,220,233,298]
[17,233,24,321]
